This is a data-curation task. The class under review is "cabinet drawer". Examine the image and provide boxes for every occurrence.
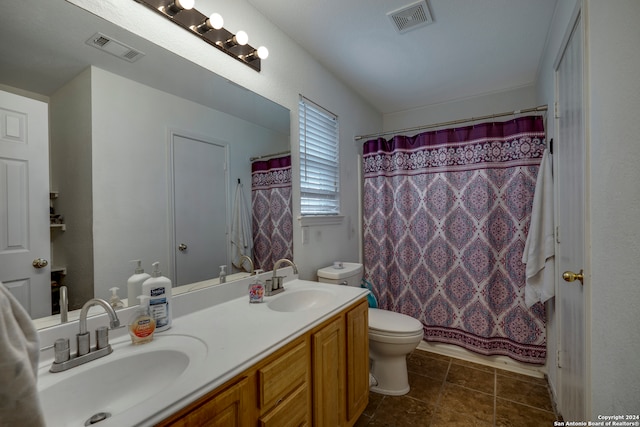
[259,384,308,427]
[258,339,307,410]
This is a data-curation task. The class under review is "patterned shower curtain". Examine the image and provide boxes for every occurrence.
[362,116,547,364]
[251,155,293,272]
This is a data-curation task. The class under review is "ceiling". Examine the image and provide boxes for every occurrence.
[1,0,558,119]
[247,0,558,114]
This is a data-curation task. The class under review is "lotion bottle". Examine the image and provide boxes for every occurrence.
[129,295,156,345]
[142,262,172,332]
[127,260,150,306]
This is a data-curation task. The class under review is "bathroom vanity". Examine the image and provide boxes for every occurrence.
[158,298,369,426]
[36,272,369,426]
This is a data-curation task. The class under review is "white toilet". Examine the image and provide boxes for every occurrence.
[317,263,424,396]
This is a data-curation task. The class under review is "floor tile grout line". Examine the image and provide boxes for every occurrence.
[427,358,452,427]
[493,369,497,427]
[495,395,557,414]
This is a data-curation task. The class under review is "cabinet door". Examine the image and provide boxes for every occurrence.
[346,300,369,423]
[166,377,250,427]
[312,317,345,427]
[259,339,307,410]
[259,384,308,427]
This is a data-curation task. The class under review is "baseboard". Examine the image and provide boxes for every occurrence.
[417,340,547,379]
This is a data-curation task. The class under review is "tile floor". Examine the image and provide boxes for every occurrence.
[356,349,559,427]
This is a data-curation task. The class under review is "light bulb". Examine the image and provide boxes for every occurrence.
[208,13,224,30]
[176,0,194,10]
[235,31,248,46]
[257,46,269,59]
[165,0,194,16]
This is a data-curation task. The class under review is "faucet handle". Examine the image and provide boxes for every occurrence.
[54,338,70,363]
[77,332,90,357]
[96,326,109,350]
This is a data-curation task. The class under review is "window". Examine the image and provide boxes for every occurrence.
[299,96,339,216]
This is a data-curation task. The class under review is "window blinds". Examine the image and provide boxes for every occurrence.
[299,97,339,215]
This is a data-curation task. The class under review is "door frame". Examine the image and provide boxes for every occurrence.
[552,0,591,418]
[167,128,231,286]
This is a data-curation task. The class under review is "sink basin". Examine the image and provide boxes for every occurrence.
[37,334,207,426]
[267,288,335,312]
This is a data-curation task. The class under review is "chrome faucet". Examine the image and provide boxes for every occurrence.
[59,285,68,323]
[50,298,121,373]
[239,255,255,275]
[266,258,298,296]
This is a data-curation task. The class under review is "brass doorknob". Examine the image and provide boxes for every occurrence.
[562,270,584,284]
[178,243,188,252]
[32,258,49,269]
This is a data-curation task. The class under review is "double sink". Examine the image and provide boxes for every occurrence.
[37,282,348,426]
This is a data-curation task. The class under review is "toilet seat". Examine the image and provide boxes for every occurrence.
[368,308,423,337]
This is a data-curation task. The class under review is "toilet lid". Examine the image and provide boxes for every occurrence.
[368,308,423,335]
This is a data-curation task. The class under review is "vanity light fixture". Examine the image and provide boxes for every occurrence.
[134,0,267,72]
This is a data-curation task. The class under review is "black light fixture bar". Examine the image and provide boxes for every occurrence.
[133,0,262,72]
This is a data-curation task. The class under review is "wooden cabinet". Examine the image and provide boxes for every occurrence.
[159,377,250,427]
[257,339,310,426]
[312,298,369,427]
[345,300,369,424]
[312,316,345,426]
[158,297,368,427]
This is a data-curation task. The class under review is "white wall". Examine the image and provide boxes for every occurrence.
[537,0,640,417]
[90,67,288,299]
[383,85,537,133]
[69,0,382,281]
[50,68,95,309]
[584,0,640,417]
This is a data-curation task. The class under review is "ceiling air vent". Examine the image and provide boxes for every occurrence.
[387,0,434,34]
[85,32,145,63]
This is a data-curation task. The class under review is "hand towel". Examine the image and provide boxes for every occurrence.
[0,283,46,427]
[522,148,555,308]
[231,181,253,270]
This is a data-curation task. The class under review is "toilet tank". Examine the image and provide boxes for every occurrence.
[317,262,363,287]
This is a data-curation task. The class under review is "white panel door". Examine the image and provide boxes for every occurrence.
[556,12,587,420]
[0,90,51,317]
[172,134,228,286]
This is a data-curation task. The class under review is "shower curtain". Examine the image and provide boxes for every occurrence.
[251,155,293,272]
[362,116,547,364]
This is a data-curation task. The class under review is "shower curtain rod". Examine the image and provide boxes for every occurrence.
[354,104,548,141]
[250,150,291,162]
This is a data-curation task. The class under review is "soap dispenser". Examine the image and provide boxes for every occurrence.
[219,265,227,284]
[142,262,173,332]
[127,260,150,305]
[109,287,125,309]
[129,295,156,345]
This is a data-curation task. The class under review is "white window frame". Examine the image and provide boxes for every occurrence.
[298,96,342,226]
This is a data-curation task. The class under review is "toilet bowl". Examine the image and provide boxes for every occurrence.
[368,307,423,395]
[317,263,424,396]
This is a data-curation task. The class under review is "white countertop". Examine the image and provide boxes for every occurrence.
[37,274,368,426]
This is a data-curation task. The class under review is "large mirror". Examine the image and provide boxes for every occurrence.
[0,0,291,322]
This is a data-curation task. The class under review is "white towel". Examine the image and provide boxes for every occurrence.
[522,148,555,308]
[231,181,253,270]
[0,283,45,427]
